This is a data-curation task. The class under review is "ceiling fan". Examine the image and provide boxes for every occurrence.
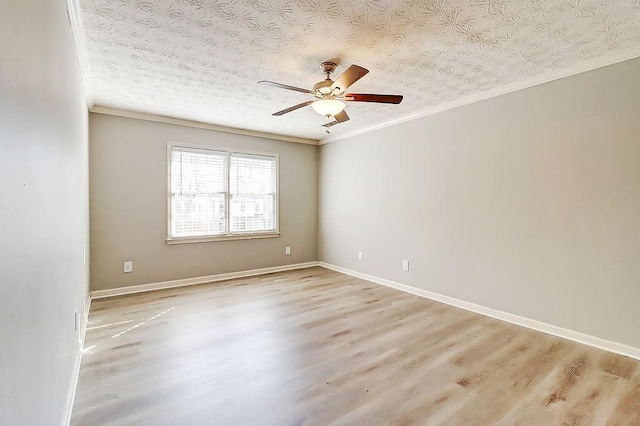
[258,62,403,129]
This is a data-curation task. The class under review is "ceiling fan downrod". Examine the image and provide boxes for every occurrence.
[321,61,337,80]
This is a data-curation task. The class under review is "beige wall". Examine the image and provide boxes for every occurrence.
[0,0,90,424]
[319,58,640,349]
[89,113,318,291]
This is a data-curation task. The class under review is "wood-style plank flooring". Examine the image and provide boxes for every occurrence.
[71,267,640,425]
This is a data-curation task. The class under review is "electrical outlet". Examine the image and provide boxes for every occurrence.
[285,246,291,255]
[358,252,363,260]
[402,260,409,271]
[124,261,133,273]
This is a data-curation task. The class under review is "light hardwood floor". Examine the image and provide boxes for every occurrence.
[71,267,640,425]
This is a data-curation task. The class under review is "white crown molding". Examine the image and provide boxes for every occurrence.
[319,262,640,361]
[86,47,640,147]
[320,45,640,145]
[90,261,319,299]
[62,296,91,426]
[90,106,320,146]
[65,0,93,108]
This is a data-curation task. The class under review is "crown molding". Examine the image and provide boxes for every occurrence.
[65,0,93,108]
[90,106,320,145]
[320,46,640,145]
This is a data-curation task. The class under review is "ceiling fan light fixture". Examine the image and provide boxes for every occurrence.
[311,99,345,117]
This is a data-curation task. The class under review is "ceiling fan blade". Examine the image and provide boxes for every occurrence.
[323,110,349,127]
[344,93,403,104]
[272,100,314,116]
[258,80,312,94]
[330,65,369,92]
[334,110,350,123]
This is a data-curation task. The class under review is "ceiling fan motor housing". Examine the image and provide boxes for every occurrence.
[313,79,333,95]
[321,61,337,74]
[314,62,337,95]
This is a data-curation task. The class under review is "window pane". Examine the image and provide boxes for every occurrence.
[230,155,276,195]
[171,147,228,238]
[172,150,226,195]
[171,193,227,237]
[230,194,275,233]
[229,154,276,233]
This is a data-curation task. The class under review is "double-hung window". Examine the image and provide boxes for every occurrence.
[167,143,278,243]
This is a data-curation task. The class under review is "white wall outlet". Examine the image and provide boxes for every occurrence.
[358,252,363,260]
[402,260,409,271]
[285,246,291,255]
[124,261,133,273]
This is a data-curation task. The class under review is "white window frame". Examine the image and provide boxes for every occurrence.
[166,141,279,244]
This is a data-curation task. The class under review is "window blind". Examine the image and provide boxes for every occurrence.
[169,145,277,240]
[170,148,228,237]
[229,154,277,233]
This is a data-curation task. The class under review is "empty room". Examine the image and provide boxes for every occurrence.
[3,0,640,424]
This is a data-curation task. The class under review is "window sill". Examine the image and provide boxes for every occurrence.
[166,232,280,245]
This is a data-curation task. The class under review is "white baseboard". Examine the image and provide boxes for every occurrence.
[62,297,91,425]
[90,262,320,299]
[319,262,640,361]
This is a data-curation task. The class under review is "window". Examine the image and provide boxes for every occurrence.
[167,143,278,243]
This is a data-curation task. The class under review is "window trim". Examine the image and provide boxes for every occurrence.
[166,141,280,244]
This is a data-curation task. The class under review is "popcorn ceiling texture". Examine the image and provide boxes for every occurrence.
[79,0,640,140]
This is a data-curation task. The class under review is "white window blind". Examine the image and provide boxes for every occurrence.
[169,144,278,241]
[230,154,277,233]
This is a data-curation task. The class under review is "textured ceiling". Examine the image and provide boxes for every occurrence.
[78,0,640,141]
